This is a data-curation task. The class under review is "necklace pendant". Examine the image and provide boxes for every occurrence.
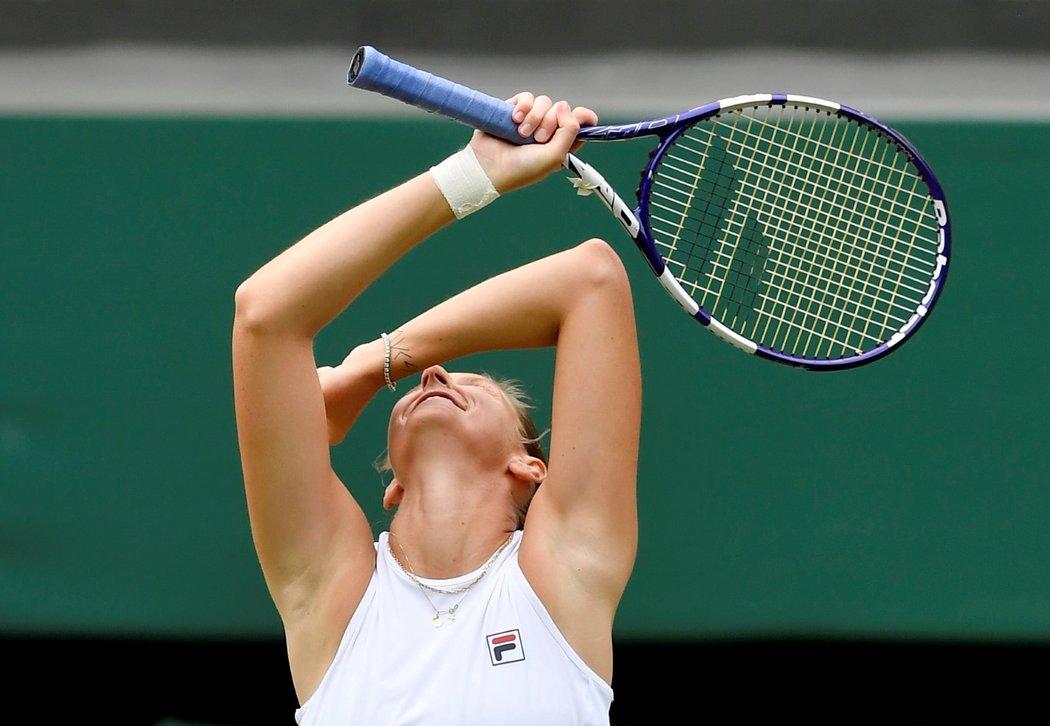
[431,613,443,628]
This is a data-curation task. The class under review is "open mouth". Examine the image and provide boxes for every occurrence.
[413,390,466,411]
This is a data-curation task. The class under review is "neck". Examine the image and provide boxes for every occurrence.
[389,499,515,579]
[388,456,519,577]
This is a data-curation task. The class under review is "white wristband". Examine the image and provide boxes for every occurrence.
[429,146,500,219]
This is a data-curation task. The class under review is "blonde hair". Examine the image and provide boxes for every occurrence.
[490,375,549,466]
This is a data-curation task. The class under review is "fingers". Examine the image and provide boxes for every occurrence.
[572,105,598,128]
[478,91,596,192]
[512,92,555,142]
[567,105,597,153]
[548,100,580,147]
[508,92,597,144]
[509,91,533,123]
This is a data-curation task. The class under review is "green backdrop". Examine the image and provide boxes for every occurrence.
[2,116,1048,641]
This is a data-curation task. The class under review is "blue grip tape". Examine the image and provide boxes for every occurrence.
[347,46,531,145]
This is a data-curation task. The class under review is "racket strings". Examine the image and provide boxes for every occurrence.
[655,164,928,344]
[727,113,925,355]
[664,120,937,280]
[723,116,936,270]
[647,104,940,360]
[652,156,928,312]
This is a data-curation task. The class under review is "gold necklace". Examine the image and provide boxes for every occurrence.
[389,532,514,628]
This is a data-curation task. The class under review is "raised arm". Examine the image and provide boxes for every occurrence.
[231,165,454,685]
[231,95,595,697]
[323,206,640,687]
[325,236,640,684]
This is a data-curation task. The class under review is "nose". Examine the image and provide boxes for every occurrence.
[420,364,451,388]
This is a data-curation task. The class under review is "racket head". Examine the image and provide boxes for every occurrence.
[627,94,950,371]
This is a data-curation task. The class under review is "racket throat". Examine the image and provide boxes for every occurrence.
[563,153,643,244]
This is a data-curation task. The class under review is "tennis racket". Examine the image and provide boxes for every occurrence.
[346,45,951,371]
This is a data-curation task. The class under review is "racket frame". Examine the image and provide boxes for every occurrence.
[347,46,951,371]
[592,94,950,370]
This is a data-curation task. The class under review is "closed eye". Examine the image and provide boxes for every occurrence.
[458,376,502,399]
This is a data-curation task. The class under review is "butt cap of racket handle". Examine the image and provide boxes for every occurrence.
[347,45,532,145]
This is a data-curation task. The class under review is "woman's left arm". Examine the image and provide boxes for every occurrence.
[326,234,641,682]
[514,237,641,679]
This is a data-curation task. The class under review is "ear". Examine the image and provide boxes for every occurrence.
[508,455,546,487]
[383,477,404,510]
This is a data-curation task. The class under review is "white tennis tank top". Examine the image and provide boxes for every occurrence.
[294,530,613,725]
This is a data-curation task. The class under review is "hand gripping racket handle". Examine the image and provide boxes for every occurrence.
[346,46,648,269]
[347,45,533,145]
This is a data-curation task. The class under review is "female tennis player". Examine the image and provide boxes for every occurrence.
[232,92,641,724]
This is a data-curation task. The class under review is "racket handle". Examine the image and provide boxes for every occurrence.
[347,45,532,145]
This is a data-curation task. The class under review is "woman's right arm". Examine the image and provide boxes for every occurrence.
[232,169,457,700]
[232,95,585,699]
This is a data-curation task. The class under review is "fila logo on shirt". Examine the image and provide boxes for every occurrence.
[486,629,525,666]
